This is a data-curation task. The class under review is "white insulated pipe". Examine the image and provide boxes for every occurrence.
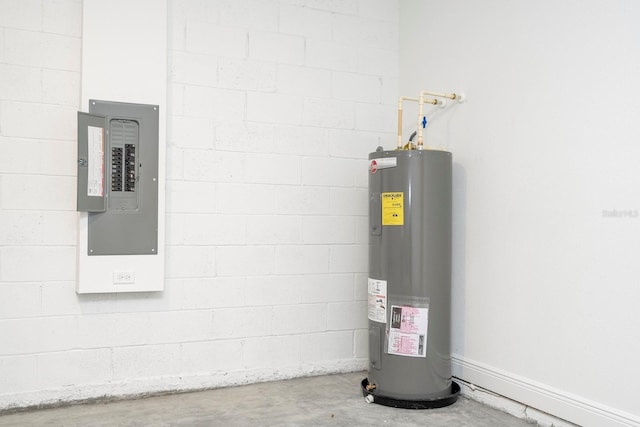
[397,94,439,150]
[397,98,404,149]
[420,90,461,101]
[417,92,443,149]
[397,90,463,150]
[397,97,424,149]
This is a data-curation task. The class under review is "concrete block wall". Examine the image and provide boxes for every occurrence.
[0,0,398,409]
[0,0,83,406]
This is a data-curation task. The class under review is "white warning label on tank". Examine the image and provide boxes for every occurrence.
[367,278,387,323]
[387,305,428,358]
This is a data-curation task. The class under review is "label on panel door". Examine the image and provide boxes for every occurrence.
[368,278,387,323]
[87,125,104,197]
[381,192,404,225]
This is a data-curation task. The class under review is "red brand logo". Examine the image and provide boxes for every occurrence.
[370,160,377,173]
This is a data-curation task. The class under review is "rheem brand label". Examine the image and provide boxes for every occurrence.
[369,157,397,174]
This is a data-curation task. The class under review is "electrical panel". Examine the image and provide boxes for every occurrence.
[77,100,159,256]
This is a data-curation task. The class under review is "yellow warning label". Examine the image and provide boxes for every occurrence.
[382,192,404,226]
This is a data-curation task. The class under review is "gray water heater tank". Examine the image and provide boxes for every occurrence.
[362,148,459,409]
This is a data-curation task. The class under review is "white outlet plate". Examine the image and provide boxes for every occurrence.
[113,271,135,284]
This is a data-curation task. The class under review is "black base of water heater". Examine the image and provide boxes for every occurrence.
[361,378,460,410]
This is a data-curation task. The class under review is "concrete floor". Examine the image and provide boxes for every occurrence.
[0,372,535,426]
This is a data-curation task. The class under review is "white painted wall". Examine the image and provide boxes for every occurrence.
[399,1,640,426]
[76,1,167,294]
[0,0,398,410]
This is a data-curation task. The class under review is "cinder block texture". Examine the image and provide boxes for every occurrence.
[0,0,399,410]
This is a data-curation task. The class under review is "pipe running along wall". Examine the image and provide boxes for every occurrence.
[397,90,464,150]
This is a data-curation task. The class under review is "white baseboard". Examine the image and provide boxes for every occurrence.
[452,354,639,427]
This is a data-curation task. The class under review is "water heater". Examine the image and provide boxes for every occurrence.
[362,148,459,408]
